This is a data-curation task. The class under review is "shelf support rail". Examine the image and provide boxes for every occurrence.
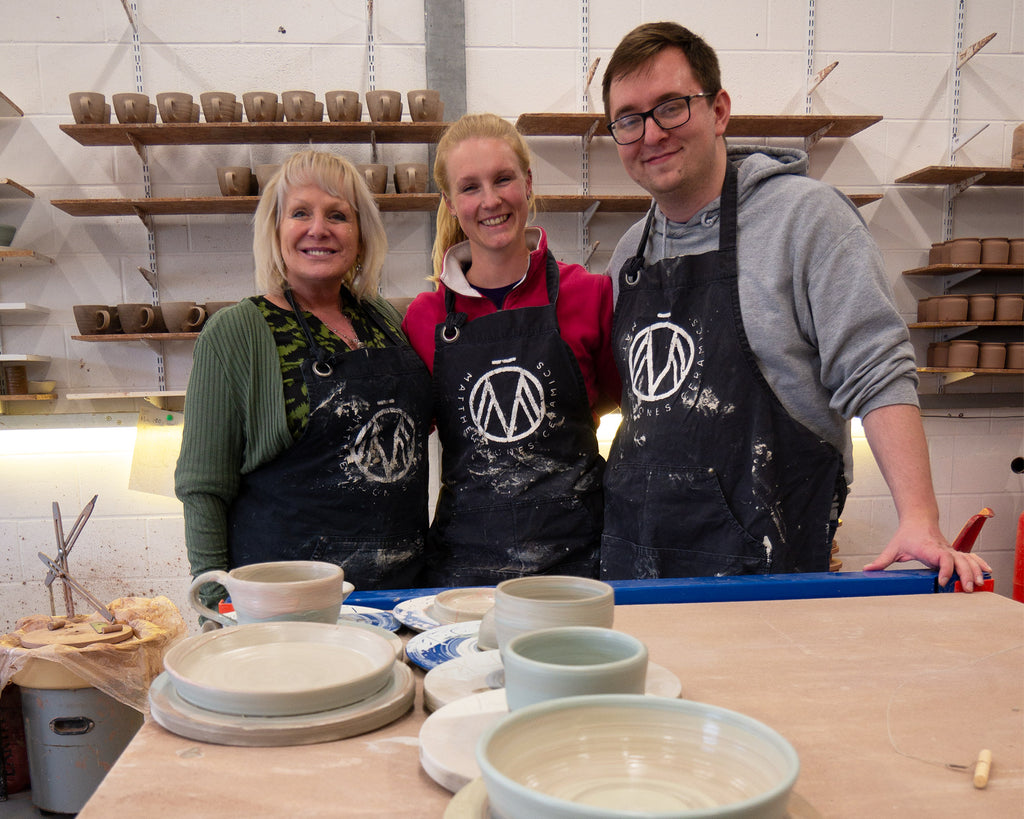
[579,0,593,269]
[128,1,166,393]
[803,0,817,115]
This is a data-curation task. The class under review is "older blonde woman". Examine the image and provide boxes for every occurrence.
[177,150,430,607]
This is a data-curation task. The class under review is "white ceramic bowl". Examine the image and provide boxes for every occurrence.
[494,575,614,651]
[477,695,799,819]
[431,587,495,624]
[502,626,647,710]
[163,621,395,717]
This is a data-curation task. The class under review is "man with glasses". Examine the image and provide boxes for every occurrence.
[599,21,989,590]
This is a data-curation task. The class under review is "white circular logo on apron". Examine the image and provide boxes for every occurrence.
[469,365,545,443]
[351,407,419,482]
[628,321,696,402]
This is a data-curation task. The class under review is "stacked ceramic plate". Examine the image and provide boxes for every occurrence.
[148,621,414,746]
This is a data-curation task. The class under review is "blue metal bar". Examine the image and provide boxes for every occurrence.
[344,569,966,610]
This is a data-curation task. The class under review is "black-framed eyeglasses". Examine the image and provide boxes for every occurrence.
[607,93,716,145]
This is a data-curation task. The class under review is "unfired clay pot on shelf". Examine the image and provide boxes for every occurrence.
[980,238,1010,265]
[978,343,1007,370]
[1006,342,1024,370]
[1009,239,1024,265]
[947,238,981,265]
[946,339,979,369]
[967,294,996,322]
[926,342,950,368]
[934,295,968,322]
[995,294,1024,322]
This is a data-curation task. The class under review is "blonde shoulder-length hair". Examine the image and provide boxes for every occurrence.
[253,149,387,301]
[431,113,536,279]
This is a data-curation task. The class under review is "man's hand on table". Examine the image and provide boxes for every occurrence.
[863,520,992,592]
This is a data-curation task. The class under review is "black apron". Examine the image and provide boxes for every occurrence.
[228,289,431,589]
[426,251,604,586]
[601,162,847,579]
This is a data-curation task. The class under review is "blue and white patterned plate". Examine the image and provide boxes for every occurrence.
[338,605,400,632]
[392,595,442,632]
[405,621,481,671]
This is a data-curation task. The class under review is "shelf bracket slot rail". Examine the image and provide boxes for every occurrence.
[803,0,818,115]
[941,1,969,246]
[127,1,166,394]
[578,0,594,269]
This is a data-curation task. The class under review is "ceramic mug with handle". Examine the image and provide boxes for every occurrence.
[188,560,352,627]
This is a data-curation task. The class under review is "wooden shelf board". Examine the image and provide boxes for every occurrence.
[0,178,34,199]
[0,393,56,402]
[0,249,55,266]
[895,166,1024,186]
[848,193,882,207]
[65,390,185,401]
[918,367,1024,375]
[903,262,1023,276]
[0,92,24,118]
[0,302,48,314]
[59,121,449,147]
[72,332,199,342]
[515,113,882,139]
[0,354,50,364]
[909,321,1024,329]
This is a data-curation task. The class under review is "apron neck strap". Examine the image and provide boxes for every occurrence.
[622,160,740,283]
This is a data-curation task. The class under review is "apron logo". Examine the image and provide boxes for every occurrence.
[469,365,545,443]
[628,321,695,402]
[352,407,418,483]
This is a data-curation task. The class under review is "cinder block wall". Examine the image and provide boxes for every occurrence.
[1,0,1021,634]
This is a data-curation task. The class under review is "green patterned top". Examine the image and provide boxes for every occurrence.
[251,294,396,439]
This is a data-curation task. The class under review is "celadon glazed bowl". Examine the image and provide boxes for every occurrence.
[476,694,799,819]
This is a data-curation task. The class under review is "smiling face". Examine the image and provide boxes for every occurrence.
[277,183,361,297]
[444,137,532,263]
[608,47,731,222]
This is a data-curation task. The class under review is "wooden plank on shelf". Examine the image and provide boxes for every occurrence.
[72,332,199,342]
[515,113,882,139]
[909,321,1024,329]
[0,178,34,199]
[847,193,882,208]
[895,166,1024,186]
[0,249,54,266]
[59,121,449,147]
[0,393,56,402]
[0,92,24,118]
[65,390,186,401]
[0,354,50,363]
[903,263,1023,276]
[918,367,1024,375]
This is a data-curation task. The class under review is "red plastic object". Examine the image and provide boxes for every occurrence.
[1014,512,1024,604]
[951,507,994,553]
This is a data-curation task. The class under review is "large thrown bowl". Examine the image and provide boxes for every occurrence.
[477,694,798,819]
[163,621,395,717]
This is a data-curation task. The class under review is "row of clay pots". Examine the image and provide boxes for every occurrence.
[928,237,1024,266]
[917,293,1024,323]
[73,301,234,335]
[927,341,1024,370]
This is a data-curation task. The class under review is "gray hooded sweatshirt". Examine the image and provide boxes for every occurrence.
[607,145,919,483]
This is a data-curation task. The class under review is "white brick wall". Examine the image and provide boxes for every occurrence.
[1,0,1021,634]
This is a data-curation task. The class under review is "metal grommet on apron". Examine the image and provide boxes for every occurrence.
[227,287,432,589]
[601,162,847,580]
[426,251,605,586]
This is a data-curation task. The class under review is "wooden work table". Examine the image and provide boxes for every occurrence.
[78,592,1023,818]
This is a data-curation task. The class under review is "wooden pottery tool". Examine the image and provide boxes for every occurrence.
[19,620,133,649]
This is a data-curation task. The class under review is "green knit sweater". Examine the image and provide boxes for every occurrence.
[174,296,406,591]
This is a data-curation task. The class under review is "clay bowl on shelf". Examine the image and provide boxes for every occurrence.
[477,694,799,819]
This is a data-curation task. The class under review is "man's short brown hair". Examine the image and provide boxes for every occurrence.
[602,22,723,120]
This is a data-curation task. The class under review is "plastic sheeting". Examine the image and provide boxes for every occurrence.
[0,596,186,715]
